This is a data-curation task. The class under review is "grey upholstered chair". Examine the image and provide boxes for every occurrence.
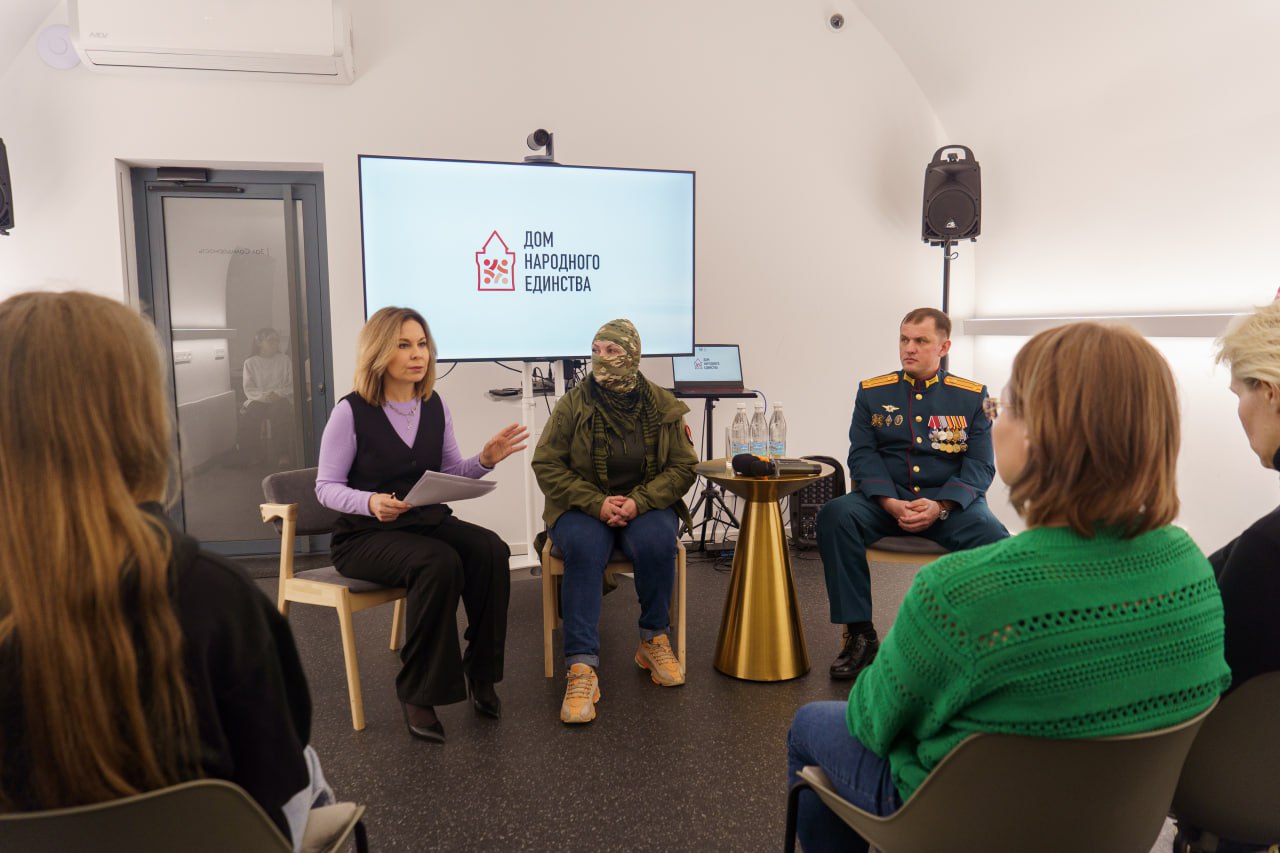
[865,534,949,567]
[0,778,367,853]
[262,467,406,731]
[784,702,1216,853]
[1172,672,1280,851]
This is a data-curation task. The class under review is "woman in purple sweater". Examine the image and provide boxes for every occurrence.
[316,307,527,743]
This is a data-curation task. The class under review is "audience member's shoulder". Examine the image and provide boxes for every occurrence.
[1239,504,1280,546]
[860,371,899,390]
[942,372,985,394]
[915,532,1020,587]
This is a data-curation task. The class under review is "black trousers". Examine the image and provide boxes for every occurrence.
[331,516,510,707]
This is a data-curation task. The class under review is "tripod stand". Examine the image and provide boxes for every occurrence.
[676,391,755,551]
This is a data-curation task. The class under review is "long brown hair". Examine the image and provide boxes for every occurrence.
[0,291,199,808]
[353,306,437,406]
[1004,322,1180,537]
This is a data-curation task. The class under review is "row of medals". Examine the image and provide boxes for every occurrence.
[930,428,968,454]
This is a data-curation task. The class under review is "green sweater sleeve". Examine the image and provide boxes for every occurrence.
[846,568,974,757]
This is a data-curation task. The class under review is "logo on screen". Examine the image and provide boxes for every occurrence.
[694,359,703,369]
[476,231,516,291]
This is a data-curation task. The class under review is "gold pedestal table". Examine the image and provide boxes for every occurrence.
[696,459,831,681]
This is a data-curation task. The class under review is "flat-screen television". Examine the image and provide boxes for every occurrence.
[358,155,695,362]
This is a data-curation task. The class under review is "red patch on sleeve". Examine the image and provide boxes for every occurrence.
[684,424,694,444]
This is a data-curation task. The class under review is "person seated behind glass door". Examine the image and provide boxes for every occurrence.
[239,327,294,467]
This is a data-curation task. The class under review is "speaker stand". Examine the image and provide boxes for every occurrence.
[683,394,740,551]
[937,238,957,371]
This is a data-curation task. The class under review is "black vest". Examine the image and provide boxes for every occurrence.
[333,391,450,537]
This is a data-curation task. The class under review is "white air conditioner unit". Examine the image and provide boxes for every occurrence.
[69,0,354,83]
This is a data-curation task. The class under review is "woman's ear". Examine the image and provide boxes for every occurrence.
[1265,381,1280,412]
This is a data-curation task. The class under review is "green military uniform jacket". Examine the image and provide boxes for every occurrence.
[532,376,698,530]
[849,368,994,508]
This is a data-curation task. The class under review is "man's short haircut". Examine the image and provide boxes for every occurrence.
[901,307,951,340]
[1216,300,1280,389]
[1004,322,1179,538]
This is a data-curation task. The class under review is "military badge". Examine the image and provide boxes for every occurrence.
[882,405,900,413]
[871,414,885,427]
[893,414,903,426]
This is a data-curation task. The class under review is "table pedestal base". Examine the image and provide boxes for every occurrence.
[713,499,810,681]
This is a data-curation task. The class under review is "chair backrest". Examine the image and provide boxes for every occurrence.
[808,703,1215,853]
[788,455,846,548]
[0,779,291,853]
[262,467,341,535]
[1172,672,1280,843]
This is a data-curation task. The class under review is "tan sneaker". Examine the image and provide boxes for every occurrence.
[560,663,600,724]
[635,634,685,687]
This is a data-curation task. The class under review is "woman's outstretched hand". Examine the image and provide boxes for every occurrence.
[479,423,530,468]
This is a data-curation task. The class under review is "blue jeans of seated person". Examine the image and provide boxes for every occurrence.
[787,701,902,853]
[551,507,679,669]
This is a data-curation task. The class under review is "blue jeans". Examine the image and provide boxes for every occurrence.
[550,508,679,668]
[787,701,902,853]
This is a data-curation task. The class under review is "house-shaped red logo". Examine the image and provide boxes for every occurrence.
[476,231,516,291]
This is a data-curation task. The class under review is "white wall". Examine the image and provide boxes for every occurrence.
[0,0,948,550]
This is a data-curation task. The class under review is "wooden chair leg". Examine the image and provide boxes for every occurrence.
[675,543,687,670]
[389,598,405,650]
[335,596,365,731]
[542,558,557,678]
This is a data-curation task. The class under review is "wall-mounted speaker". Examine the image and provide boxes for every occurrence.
[0,139,12,236]
[922,145,979,244]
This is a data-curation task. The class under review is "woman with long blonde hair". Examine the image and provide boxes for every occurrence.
[0,291,322,848]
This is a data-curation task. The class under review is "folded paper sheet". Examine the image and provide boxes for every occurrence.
[403,469,497,506]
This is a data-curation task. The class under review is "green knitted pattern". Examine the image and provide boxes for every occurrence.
[847,524,1231,802]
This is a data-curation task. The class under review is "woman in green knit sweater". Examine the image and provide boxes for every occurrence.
[787,322,1231,852]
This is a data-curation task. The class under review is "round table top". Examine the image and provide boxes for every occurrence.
[695,458,834,501]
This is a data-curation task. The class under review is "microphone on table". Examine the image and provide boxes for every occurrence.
[732,453,778,477]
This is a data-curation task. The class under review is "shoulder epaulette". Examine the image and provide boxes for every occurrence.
[861,373,899,390]
[943,374,985,393]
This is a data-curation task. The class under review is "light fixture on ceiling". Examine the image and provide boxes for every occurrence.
[37,25,80,70]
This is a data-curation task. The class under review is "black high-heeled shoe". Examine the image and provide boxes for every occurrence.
[466,677,502,720]
[402,702,445,743]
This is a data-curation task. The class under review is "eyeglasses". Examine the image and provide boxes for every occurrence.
[983,396,1002,420]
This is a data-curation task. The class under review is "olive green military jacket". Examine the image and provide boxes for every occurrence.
[532,377,698,530]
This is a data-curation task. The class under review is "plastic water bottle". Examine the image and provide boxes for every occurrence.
[729,403,750,458]
[768,402,787,459]
[749,402,767,456]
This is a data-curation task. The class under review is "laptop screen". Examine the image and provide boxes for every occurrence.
[672,345,744,391]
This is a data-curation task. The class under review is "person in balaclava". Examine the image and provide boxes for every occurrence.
[532,319,699,724]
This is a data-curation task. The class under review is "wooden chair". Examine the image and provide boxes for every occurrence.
[784,702,1216,853]
[0,778,367,853]
[261,467,406,731]
[541,536,686,678]
[1172,672,1280,851]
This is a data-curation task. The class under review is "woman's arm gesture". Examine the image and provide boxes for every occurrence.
[479,423,530,468]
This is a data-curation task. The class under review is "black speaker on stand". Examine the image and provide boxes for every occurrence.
[0,138,13,236]
[921,145,980,317]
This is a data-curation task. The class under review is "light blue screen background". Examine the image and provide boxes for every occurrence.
[672,345,743,383]
[359,157,695,361]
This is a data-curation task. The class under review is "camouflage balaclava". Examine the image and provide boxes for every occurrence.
[591,318,641,394]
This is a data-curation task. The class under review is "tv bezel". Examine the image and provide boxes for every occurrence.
[356,153,696,363]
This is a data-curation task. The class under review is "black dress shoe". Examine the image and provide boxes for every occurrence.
[829,630,879,680]
[402,702,445,743]
[466,677,502,720]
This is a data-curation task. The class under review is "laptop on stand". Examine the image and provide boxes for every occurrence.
[671,345,746,395]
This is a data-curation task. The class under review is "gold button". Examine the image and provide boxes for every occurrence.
[913,486,921,493]
[913,466,920,473]
[915,393,923,400]
[916,436,922,444]
[915,416,922,422]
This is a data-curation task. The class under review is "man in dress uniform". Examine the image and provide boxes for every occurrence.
[818,307,1009,679]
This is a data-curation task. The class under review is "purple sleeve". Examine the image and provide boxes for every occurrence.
[315,400,375,516]
[438,396,491,479]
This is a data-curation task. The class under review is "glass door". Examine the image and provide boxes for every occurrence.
[132,169,333,554]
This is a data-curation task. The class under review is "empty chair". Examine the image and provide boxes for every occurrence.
[1172,672,1280,852]
[0,778,367,853]
[262,467,407,731]
[785,704,1214,853]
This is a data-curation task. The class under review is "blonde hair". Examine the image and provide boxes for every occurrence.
[353,306,437,406]
[0,291,199,808]
[1005,322,1180,537]
[1216,300,1280,388]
